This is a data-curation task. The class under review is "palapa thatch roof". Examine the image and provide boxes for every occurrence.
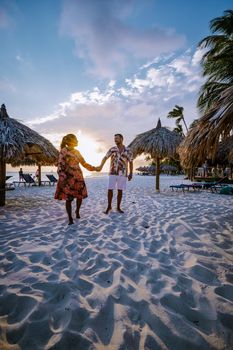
[136,165,155,174]
[136,164,178,173]
[129,119,182,191]
[136,166,148,172]
[161,164,178,172]
[215,135,233,165]
[129,119,183,159]
[0,104,59,166]
[229,149,233,162]
[180,86,233,168]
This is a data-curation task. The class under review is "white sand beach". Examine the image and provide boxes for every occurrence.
[0,175,233,350]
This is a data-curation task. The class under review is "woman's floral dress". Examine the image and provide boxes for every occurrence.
[54,147,95,201]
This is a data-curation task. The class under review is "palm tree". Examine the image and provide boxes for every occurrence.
[198,9,233,113]
[167,105,188,133]
[173,123,184,136]
[179,10,233,170]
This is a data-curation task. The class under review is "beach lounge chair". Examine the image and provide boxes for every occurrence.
[194,177,231,191]
[210,185,233,195]
[13,173,36,187]
[4,176,15,190]
[0,183,15,192]
[46,174,58,185]
[219,186,233,195]
[203,182,229,192]
[13,174,49,187]
[170,184,186,192]
[170,183,202,192]
[0,176,14,192]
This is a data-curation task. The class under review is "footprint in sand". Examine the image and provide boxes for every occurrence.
[215,284,233,302]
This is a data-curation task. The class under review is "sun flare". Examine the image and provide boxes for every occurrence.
[75,133,106,167]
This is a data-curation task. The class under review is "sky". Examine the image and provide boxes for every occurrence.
[1,0,232,171]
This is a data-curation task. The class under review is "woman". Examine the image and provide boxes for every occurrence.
[55,134,98,225]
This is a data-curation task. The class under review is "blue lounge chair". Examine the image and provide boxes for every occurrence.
[219,186,233,195]
[14,173,36,187]
[170,184,186,192]
[14,173,49,187]
[46,174,58,185]
[170,183,202,192]
[211,185,233,195]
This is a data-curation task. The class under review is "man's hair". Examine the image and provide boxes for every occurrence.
[114,133,123,140]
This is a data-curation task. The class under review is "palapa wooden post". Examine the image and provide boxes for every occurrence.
[38,165,42,186]
[0,156,6,206]
[0,105,7,206]
[156,157,160,192]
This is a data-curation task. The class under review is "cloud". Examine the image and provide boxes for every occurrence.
[0,1,18,29]
[60,0,186,78]
[16,55,23,61]
[0,8,10,28]
[28,48,203,150]
[191,47,205,66]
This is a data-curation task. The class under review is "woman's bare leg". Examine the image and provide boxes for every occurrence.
[76,198,82,218]
[66,200,73,225]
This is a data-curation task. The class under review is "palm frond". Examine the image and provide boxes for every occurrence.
[180,85,233,168]
[197,10,233,114]
[210,10,233,35]
[198,81,231,112]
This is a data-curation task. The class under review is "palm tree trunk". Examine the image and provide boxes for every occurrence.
[182,117,189,133]
[156,157,160,192]
[0,158,6,206]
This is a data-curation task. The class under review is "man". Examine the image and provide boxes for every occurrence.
[98,134,133,214]
[19,168,23,181]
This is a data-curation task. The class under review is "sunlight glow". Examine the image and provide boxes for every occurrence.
[47,131,109,175]
[75,132,106,167]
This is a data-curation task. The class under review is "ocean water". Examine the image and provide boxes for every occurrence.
[6,171,109,182]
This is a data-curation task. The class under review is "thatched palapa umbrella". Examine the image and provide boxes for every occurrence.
[129,119,182,191]
[229,149,233,163]
[0,104,59,206]
[161,164,178,173]
[180,86,233,169]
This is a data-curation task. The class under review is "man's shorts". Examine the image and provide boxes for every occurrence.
[108,175,127,191]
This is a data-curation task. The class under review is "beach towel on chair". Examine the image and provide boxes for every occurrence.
[219,186,233,195]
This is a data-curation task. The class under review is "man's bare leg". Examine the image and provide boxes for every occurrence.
[104,189,113,214]
[117,189,124,213]
[76,198,82,218]
[66,200,74,225]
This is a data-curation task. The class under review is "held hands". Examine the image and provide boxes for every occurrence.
[95,165,102,172]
